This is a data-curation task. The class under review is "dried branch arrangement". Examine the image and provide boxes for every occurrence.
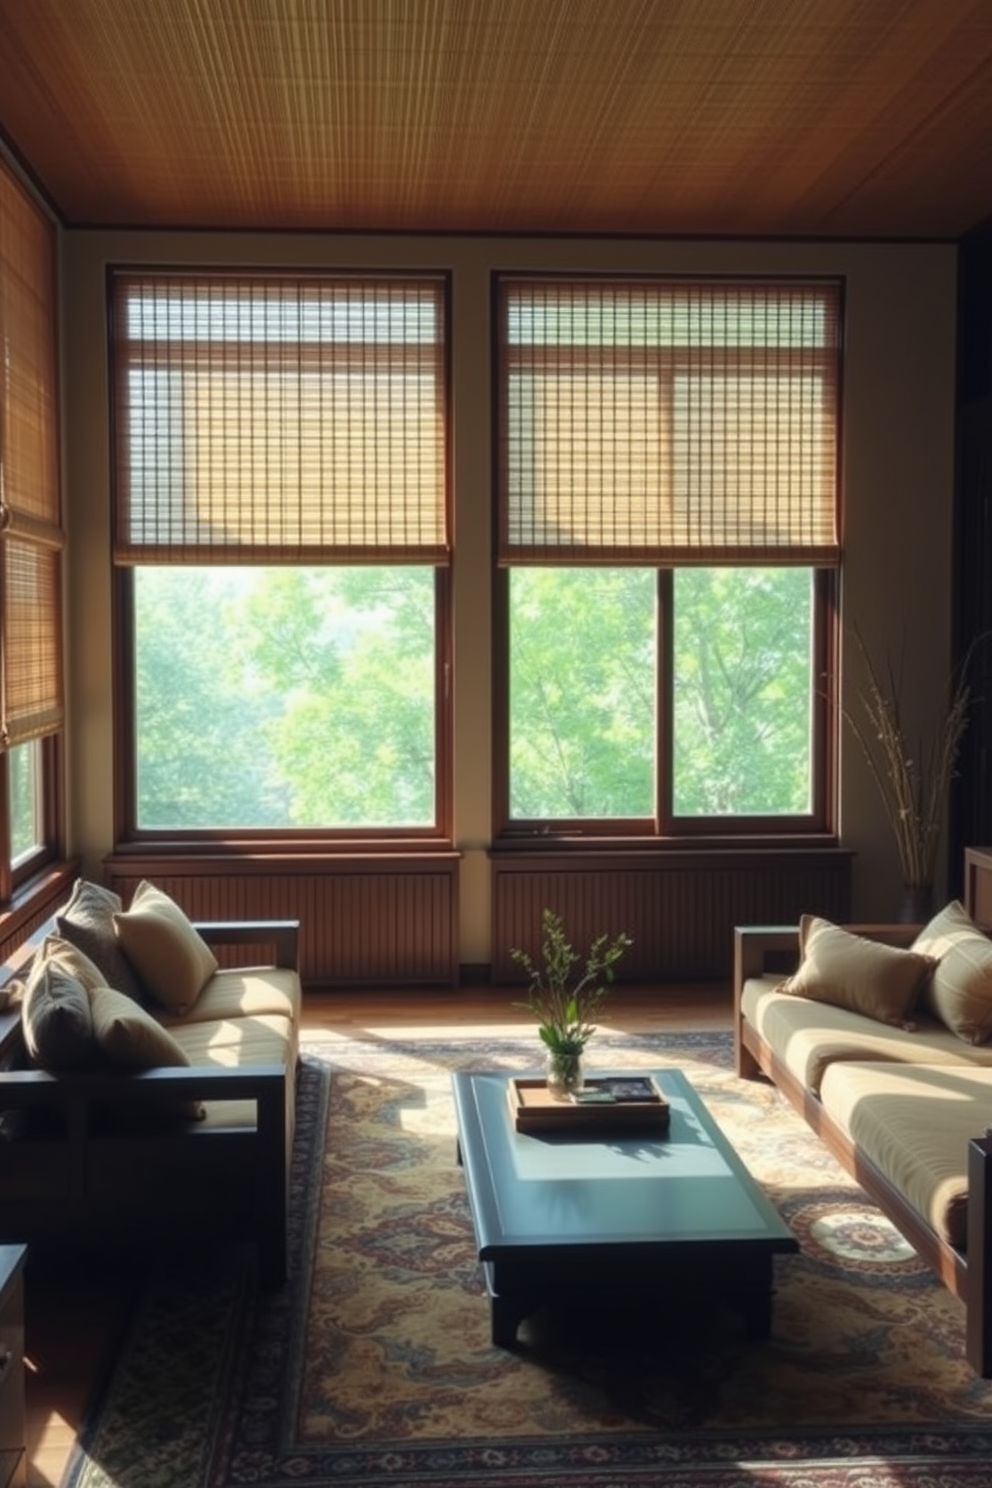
[847,632,974,890]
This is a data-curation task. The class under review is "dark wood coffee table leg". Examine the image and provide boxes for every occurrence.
[736,1255,775,1339]
[484,1264,533,1347]
[740,1287,773,1339]
[491,1294,528,1347]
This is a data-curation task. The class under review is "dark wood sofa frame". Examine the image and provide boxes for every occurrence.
[733,921,992,1377]
[0,918,300,1287]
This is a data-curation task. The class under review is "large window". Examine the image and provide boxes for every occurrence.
[111,271,450,840]
[496,276,841,838]
[0,158,64,895]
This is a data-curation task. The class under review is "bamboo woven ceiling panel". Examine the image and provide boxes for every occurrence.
[1,0,992,237]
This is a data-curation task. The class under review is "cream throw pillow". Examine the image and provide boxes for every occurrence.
[113,881,218,1015]
[912,900,992,1044]
[779,914,935,1026]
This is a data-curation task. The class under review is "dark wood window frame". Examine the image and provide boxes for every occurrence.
[493,273,843,846]
[108,267,454,850]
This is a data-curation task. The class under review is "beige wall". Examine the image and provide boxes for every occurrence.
[61,230,958,958]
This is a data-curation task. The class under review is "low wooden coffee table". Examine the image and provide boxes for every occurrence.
[452,1067,798,1347]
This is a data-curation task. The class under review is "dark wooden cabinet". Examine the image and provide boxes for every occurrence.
[0,1247,25,1488]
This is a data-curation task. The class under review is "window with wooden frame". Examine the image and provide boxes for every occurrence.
[495,275,842,840]
[0,157,64,897]
[109,270,451,841]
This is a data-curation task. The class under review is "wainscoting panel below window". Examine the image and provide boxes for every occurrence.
[491,849,853,984]
[104,853,460,988]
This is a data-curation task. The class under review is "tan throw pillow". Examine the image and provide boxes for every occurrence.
[113,881,218,1015]
[89,986,205,1120]
[913,900,992,1043]
[37,933,111,994]
[89,985,190,1068]
[21,960,95,1071]
[56,878,147,1003]
[779,914,935,1026]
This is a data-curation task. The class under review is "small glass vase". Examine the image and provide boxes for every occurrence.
[545,1048,584,1101]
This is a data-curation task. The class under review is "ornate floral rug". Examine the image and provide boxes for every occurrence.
[62,1032,992,1488]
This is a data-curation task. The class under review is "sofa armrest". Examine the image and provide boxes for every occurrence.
[193,919,300,973]
[0,1061,286,1115]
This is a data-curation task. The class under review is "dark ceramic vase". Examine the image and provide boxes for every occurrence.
[899,883,933,924]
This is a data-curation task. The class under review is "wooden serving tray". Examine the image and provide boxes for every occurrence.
[508,1075,671,1134]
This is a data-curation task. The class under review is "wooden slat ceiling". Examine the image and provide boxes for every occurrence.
[2,0,992,239]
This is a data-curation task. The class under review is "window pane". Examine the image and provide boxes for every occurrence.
[134,566,436,829]
[8,740,41,862]
[672,568,813,816]
[509,569,655,818]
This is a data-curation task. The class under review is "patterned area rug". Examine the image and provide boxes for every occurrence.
[62,1032,992,1488]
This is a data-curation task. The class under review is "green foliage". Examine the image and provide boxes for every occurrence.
[511,908,632,1054]
[672,568,813,815]
[133,562,816,831]
[134,566,434,829]
[510,569,654,817]
[7,742,37,858]
[245,568,435,826]
[134,569,288,828]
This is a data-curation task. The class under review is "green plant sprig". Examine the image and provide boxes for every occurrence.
[511,908,632,1055]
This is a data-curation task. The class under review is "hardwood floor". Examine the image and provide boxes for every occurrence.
[24,982,731,1487]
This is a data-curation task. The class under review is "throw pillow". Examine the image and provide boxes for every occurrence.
[56,878,147,1003]
[89,985,190,1068]
[113,881,218,1015]
[913,899,992,1043]
[779,914,935,1026]
[89,986,205,1120]
[21,960,95,1071]
[37,933,112,993]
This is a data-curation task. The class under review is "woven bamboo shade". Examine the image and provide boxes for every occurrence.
[0,156,64,748]
[498,278,841,566]
[111,272,449,564]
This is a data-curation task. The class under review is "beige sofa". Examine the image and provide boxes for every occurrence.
[735,891,992,1376]
[0,879,301,1285]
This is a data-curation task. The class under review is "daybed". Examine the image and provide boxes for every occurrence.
[0,879,301,1286]
[734,892,992,1375]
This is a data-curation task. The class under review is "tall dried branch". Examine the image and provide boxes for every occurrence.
[846,631,976,888]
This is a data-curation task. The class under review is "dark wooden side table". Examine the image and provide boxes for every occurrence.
[0,1246,26,1488]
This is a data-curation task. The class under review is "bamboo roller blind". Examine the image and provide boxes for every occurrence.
[0,157,64,747]
[498,277,841,566]
[112,272,449,565]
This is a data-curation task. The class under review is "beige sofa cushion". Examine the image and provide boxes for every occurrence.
[114,881,218,1015]
[777,915,935,1026]
[158,966,301,1027]
[819,1060,992,1249]
[741,977,992,1091]
[912,900,992,1044]
[167,1012,297,1133]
